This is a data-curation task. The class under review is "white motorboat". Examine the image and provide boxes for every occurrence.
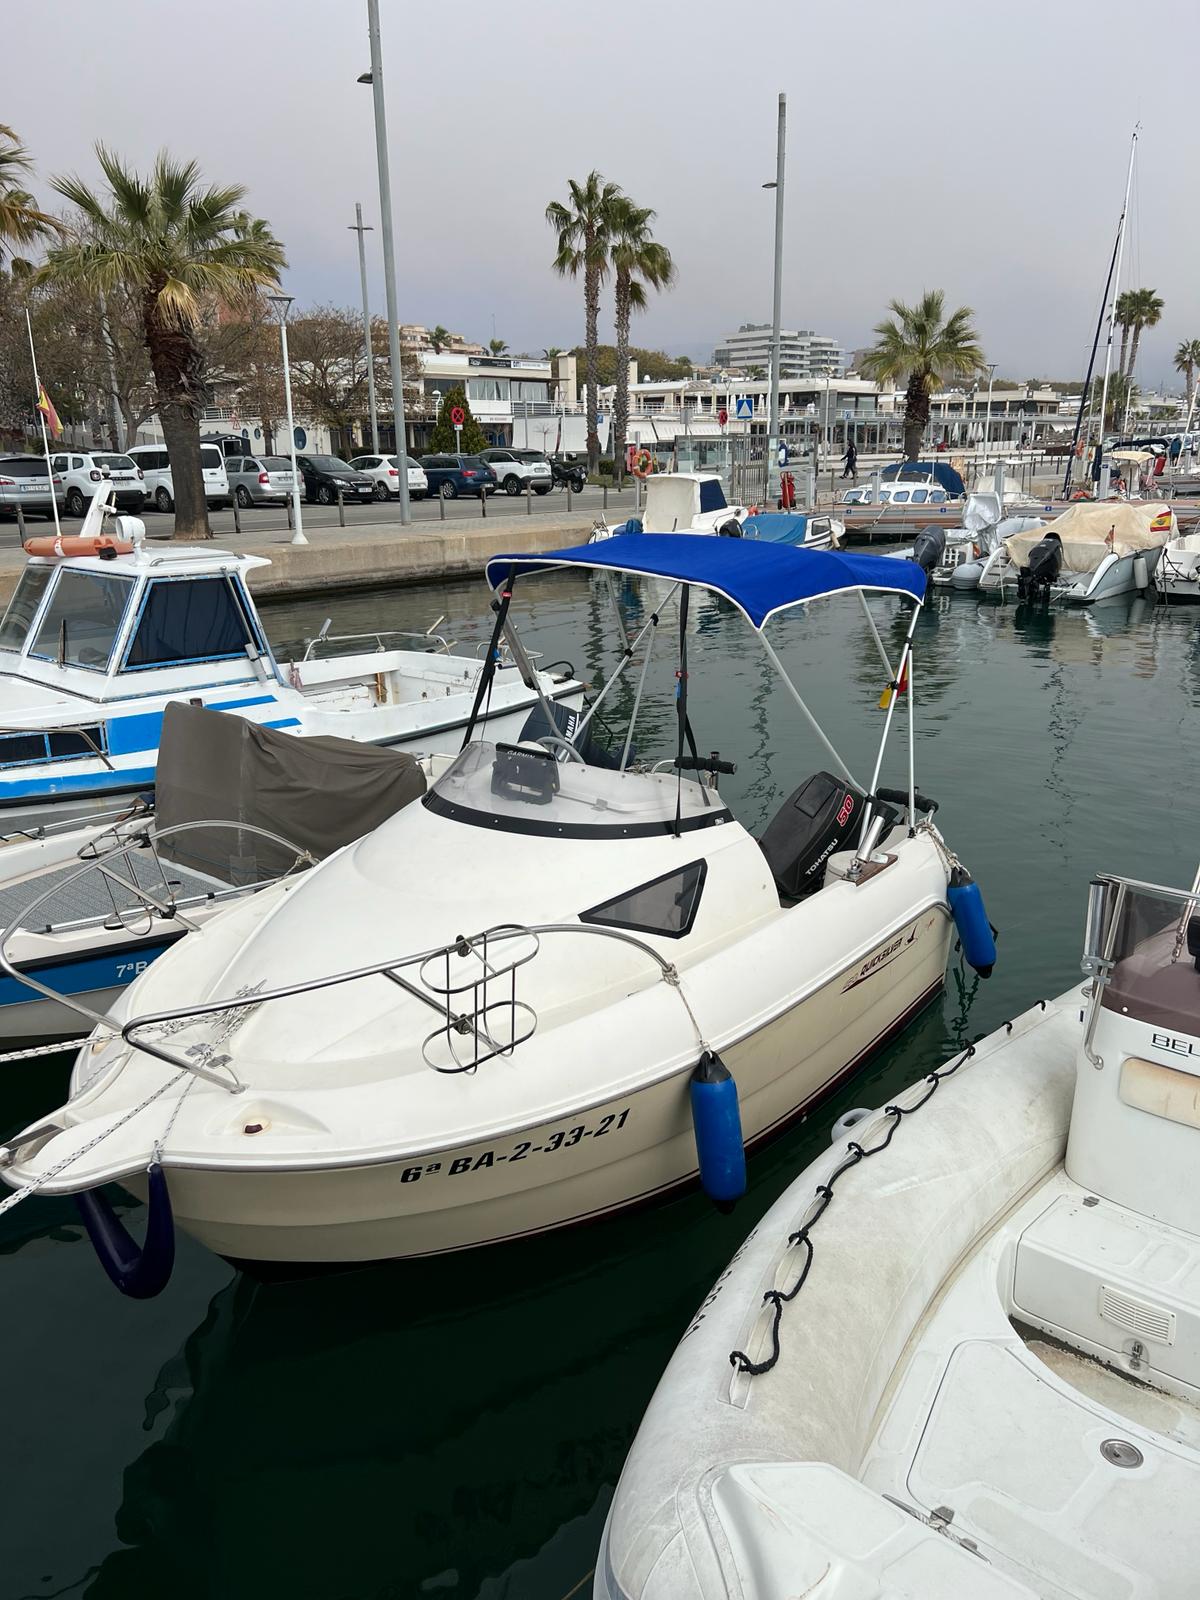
[0,489,580,832]
[0,700,428,1040]
[929,495,1047,591]
[597,865,1200,1600]
[1155,529,1200,603]
[0,535,996,1286]
[977,500,1173,604]
[591,473,749,540]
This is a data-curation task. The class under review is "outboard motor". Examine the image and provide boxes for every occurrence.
[909,525,946,578]
[759,771,869,901]
[1017,531,1063,600]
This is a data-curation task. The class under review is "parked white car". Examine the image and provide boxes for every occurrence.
[349,454,429,501]
[51,450,146,518]
[478,447,553,495]
[127,444,231,512]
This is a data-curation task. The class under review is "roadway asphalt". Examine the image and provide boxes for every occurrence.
[20,483,642,542]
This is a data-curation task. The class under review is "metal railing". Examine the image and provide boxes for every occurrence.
[0,818,317,1085]
[106,919,708,1094]
[301,620,452,661]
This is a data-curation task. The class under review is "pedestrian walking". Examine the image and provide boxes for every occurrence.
[841,440,857,479]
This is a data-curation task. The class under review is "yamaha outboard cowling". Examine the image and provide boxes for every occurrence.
[910,525,946,578]
[1017,531,1063,600]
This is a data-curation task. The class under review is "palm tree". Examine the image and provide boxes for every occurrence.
[1175,338,1200,417]
[609,197,675,482]
[0,124,59,263]
[542,346,563,361]
[1123,287,1164,384]
[546,171,623,473]
[859,290,984,462]
[429,325,450,353]
[1114,290,1137,381]
[488,337,508,356]
[43,147,285,538]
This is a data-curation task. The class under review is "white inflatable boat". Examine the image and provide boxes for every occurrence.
[598,864,1200,1599]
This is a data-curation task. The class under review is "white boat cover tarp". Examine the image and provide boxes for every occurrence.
[642,476,706,532]
[154,701,426,880]
[1004,501,1174,573]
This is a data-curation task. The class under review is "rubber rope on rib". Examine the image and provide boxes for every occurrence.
[728,1034,998,1378]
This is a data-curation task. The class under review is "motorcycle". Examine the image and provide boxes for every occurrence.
[550,458,587,493]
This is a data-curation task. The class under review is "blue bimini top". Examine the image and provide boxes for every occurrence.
[484,533,925,631]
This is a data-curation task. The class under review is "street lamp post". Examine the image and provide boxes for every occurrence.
[360,0,411,524]
[763,92,786,504]
[349,203,380,455]
[981,362,997,466]
[267,294,306,546]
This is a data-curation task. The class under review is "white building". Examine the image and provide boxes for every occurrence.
[712,323,843,379]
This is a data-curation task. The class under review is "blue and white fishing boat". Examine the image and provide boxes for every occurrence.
[0,523,581,833]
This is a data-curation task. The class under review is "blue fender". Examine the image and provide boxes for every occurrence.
[74,1161,175,1299]
[689,1050,747,1209]
[948,866,997,978]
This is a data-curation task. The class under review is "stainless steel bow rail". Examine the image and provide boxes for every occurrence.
[0,818,318,1081]
[300,620,453,660]
[105,919,712,1092]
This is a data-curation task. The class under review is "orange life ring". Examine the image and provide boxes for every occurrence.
[23,534,134,558]
[1074,439,1085,458]
[631,449,654,479]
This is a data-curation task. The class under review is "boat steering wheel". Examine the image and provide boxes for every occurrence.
[536,734,585,763]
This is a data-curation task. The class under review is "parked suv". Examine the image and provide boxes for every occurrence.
[479,447,552,495]
[51,450,145,517]
[349,454,429,501]
[295,454,375,505]
[419,454,497,499]
[226,454,298,507]
[127,444,231,511]
[0,455,63,521]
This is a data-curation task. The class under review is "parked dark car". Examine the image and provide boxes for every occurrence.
[419,454,498,499]
[295,454,375,505]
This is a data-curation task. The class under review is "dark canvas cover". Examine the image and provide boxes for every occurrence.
[154,700,425,881]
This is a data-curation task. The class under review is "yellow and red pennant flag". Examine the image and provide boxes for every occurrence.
[879,659,909,710]
[1150,510,1172,533]
[36,385,62,440]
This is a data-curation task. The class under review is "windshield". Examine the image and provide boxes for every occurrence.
[29,570,134,670]
[0,566,52,652]
[422,740,726,840]
[1103,882,1200,1034]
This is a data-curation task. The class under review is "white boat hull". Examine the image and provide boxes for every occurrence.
[130,900,949,1263]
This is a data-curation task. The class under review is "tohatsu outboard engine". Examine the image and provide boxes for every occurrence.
[1016,530,1063,600]
[909,525,946,581]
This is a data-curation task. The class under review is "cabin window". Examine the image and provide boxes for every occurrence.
[0,724,105,768]
[0,566,52,652]
[123,577,254,669]
[581,860,707,940]
[931,490,946,503]
[698,480,727,514]
[911,489,928,504]
[891,489,910,503]
[29,572,133,670]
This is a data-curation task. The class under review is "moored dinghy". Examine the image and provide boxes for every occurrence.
[978,500,1173,604]
[597,866,1200,1599]
[1,536,994,1284]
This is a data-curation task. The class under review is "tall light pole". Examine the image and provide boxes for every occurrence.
[349,203,380,455]
[981,362,997,465]
[359,0,411,524]
[267,294,306,546]
[763,92,786,503]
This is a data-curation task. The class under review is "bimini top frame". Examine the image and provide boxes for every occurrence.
[474,532,927,848]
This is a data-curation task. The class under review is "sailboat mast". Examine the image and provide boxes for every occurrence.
[1095,125,1139,476]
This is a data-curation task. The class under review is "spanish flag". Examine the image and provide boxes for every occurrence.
[879,658,909,710]
[36,384,62,440]
[1150,510,1172,533]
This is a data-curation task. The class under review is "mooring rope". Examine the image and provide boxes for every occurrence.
[729,1005,1048,1378]
[0,1067,188,1217]
[0,1036,91,1064]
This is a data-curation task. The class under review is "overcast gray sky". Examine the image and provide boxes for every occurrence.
[7,0,1198,387]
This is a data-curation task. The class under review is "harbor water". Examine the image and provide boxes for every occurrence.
[3,568,1196,1600]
